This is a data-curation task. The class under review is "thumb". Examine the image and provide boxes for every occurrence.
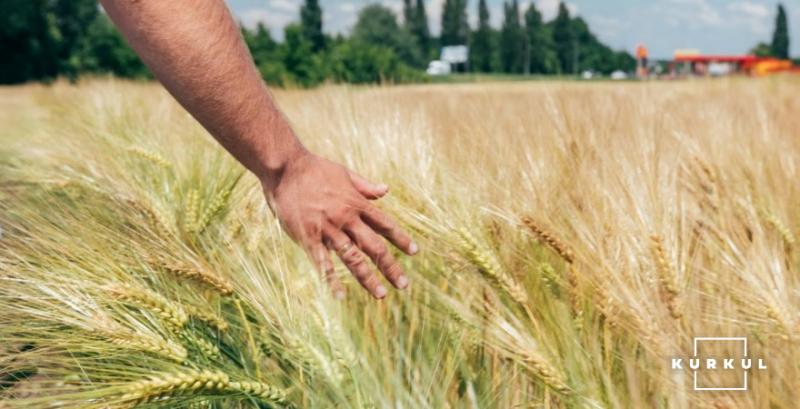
[348,170,388,200]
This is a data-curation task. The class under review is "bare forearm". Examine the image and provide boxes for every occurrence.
[99,0,304,181]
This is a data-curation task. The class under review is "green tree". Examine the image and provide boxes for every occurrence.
[411,0,431,58]
[353,4,423,67]
[470,0,494,72]
[0,0,97,83]
[329,41,419,84]
[300,0,325,52]
[403,0,415,28]
[52,0,99,78]
[771,4,790,59]
[242,23,278,65]
[551,2,575,74]
[404,0,431,61]
[524,3,553,74]
[0,0,55,83]
[441,0,469,46]
[750,42,773,57]
[78,13,149,78]
[500,0,523,73]
[281,24,323,86]
[242,23,286,86]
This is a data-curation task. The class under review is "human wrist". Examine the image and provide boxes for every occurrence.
[256,139,308,194]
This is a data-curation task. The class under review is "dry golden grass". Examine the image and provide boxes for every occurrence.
[1,77,799,408]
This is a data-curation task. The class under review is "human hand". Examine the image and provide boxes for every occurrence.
[263,150,418,299]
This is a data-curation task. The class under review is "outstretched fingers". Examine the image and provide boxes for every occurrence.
[361,205,418,256]
[325,226,387,299]
[348,170,388,200]
[344,221,409,290]
[309,242,345,299]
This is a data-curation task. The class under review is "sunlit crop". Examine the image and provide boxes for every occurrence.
[1,78,798,408]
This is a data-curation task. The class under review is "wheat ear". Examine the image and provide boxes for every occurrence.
[94,317,187,362]
[157,261,234,296]
[649,235,682,320]
[195,187,233,234]
[185,306,230,332]
[761,209,796,247]
[106,284,188,329]
[520,217,575,264]
[120,370,289,406]
[179,331,221,360]
[185,189,200,233]
[456,228,528,306]
[125,198,174,237]
[127,146,172,169]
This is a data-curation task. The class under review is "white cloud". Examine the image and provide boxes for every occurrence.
[268,0,300,14]
[427,0,445,34]
[337,2,357,14]
[728,1,770,19]
[238,8,295,39]
[664,0,721,26]
[535,0,578,21]
[588,15,626,40]
[726,1,771,35]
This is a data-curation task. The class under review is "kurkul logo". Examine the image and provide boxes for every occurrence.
[672,337,767,391]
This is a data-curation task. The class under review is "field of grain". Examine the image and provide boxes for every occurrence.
[1,78,799,408]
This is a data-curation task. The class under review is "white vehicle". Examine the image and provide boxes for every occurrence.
[610,70,628,80]
[426,60,452,76]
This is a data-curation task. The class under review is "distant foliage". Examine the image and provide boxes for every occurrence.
[0,0,149,83]
[470,0,496,72]
[441,0,470,46]
[300,0,325,53]
[501,0,525,73]
[771,4,790,59]
[329,41,422,84]
[0,0,638,85]
[352,5,424,68]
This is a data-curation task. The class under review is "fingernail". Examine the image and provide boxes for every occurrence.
[377,184,389,193]
[396,275,409,289]
[375,285,387,298]
[334,290,346,300]
[409,242,419,255]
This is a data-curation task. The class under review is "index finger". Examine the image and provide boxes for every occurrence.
[361,206,418,256]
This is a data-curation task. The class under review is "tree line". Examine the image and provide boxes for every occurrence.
[750,3,791,60]
[0,0,635,86]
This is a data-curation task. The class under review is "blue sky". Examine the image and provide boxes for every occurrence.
[227,0,800,58]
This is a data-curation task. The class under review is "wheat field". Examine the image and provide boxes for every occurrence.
[1,77,799,408]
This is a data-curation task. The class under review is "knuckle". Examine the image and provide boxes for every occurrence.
[328,207,355,225]
[343,250,366,269]
[361,272,380,288]
[384,262,403,279]
[372,244,389,261]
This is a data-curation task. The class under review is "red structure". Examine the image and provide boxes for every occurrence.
[672,53,799,77]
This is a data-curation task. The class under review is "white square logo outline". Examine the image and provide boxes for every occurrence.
[692,337,748,391]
